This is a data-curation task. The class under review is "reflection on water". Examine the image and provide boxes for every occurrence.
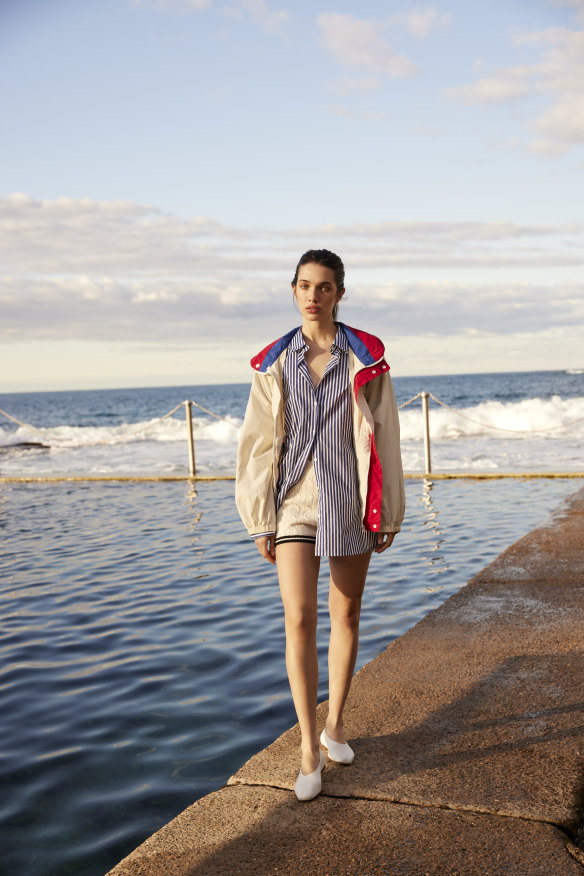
[184,481,198,507]
[0,477,576,876]
[419,477,448,586]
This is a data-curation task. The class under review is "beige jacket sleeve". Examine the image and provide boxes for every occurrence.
[235,371,277,536]
[364,370,406,533]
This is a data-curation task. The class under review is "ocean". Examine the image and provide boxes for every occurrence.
[1,369,583,478]
[0,369,582,875]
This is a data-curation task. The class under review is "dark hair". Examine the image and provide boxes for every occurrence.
[292,249,345,321]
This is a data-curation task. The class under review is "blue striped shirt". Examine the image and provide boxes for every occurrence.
[276,325,377,557]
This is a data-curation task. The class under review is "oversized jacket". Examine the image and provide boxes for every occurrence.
[235,323,405,539]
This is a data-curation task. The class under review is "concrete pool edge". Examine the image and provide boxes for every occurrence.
[107,485,584,875]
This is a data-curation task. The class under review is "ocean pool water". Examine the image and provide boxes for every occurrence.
[0,476,577,874]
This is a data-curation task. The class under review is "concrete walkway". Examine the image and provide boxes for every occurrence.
[108,486,584,875]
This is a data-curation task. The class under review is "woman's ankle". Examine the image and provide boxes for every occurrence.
[325,717,346,742]
[301,738,320,757]
[300,742,321,774]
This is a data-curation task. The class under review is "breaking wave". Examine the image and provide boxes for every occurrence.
[399,395,584,441]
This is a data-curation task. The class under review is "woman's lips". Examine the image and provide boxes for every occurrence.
[306,307,320,313]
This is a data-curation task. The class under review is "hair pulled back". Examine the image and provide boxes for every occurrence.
[292,249,345,321]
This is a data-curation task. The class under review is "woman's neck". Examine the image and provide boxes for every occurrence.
[301,319,337,348]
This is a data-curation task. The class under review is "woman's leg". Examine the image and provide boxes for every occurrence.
[276,541,321,774]
[326,552,371,742]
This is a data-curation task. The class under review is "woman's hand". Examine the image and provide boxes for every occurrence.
[255,535,276,565]
[374,532,395,554]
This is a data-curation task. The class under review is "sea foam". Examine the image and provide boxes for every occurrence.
[399,395,584,441]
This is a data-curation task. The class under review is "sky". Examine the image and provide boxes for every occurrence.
[1,0,583,391]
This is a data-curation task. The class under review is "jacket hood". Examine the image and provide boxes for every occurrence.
[250,323,385,373]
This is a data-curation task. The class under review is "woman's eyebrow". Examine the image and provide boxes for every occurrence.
[297,277,333,289]
[298,278,331,287]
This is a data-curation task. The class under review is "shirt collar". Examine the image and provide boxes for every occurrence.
[290,325,348,354]
[331,325,348,354]
[290,328,307,353]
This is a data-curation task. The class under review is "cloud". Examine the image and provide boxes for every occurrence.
[531,93,584,154]
[548,0,584,23]
[1,195,582,275]
[317,13,418,79]
[389,7,451,39]
[0,274,283,343]
[317,8,450,81]
[239,0,288,35]
[223,0,288,35]
[0,193,247,275]
[268,218,582,247]
[446,68,532,104]
[446,21,584,155]
[1,195,583,351]
[3,273,582,345]
[350,279,584,336]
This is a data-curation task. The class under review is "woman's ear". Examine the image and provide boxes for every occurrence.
[337,286,345,301]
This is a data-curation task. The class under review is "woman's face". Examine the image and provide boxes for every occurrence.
[293,262,343,324]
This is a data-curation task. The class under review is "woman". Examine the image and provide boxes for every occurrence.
[236,249,405,801]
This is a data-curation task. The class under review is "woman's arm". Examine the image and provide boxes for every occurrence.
[364,371,406,535]
[235,371,278,538]
[254,534,276,565]
[373,532,395,553]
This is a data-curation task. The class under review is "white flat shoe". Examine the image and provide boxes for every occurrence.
[320,728,355,764]
[294,749,326,801]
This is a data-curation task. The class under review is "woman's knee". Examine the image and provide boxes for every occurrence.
[284,604,318,635]
[329,596,362,629]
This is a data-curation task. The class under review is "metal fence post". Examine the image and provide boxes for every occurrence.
[184,401,196,477]
[421,392,431,475]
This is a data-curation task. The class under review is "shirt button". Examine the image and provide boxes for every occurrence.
[372,524,378,529]
[372,369,377,374]
[373,508,377,513]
